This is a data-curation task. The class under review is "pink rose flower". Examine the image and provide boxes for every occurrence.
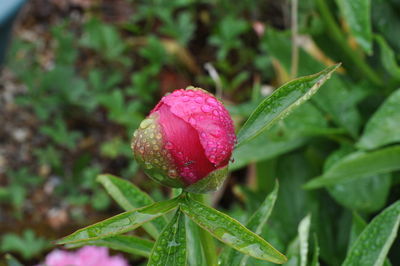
[132,86,236,193]
[41,246,129,266]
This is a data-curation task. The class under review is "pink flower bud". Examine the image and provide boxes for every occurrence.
[131,86,236,193]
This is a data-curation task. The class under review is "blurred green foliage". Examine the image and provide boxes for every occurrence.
[2,0,400,265]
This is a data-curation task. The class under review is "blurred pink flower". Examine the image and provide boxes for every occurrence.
[41,246,129,266]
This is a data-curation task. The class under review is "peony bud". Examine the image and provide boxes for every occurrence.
[131,86,236,193]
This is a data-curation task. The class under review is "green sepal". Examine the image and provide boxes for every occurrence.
[184,165,228,194]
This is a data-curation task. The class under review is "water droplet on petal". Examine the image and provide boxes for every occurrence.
[195,96,203,103]
[182,96,190,102]
[207,97,218,106]
[189,117,196,125]
[165,142,173,149]
[201,105,212,113]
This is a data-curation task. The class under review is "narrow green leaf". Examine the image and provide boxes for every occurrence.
[324,146,391,212]
[348,213,392,266]
[180,195,287,264]
[304,145,400,189]
[57,197,180,245]
[232,103,338,171]
[185,217,207,266]
[263,29,361,137]
[5,254,23,266]
[358,89,400,150]
[335,0,372,53]
[148,209,186,266]
[298,214,311,266]
[311,235,320,266]
[67,235,154,258]
[236,64,340,147]
[343,201,400,266]
[375,35,400,80]
[221,182,279,266]
[97,174,167,238]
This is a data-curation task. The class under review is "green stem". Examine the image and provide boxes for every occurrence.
[315,0,383,87]
[190,193,218,266]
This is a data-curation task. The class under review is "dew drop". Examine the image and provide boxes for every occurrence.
[187,90,195,97]
[168,169,178,178]
[133,130,138,137]
[212,110,219,116]
[201,105,212,113]
[139,118,153,129]
[145,162,153,169]
[195,96,203,103]
[207,97,218,106]
[182,96,190,102]
[211,129,221,137]
[189,117,196,125]
[165,142,173,149]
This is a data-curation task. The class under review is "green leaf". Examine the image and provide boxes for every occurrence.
[375,35,400,80]
[5,254,23,266]
[221,182,279,266]
[348,213,392,266]
[263,29,361,136]
[343,201,400,266]
[236,64,340,147]
[304,145,400,189]
[67,235,154,258]
[185,217,207,266]
[335,0,372,53]
[97,174,167,238]
[57,197,180,245]
[298,214,311,266]
[311,235,320,266]
[358,89,400,150]
[232,103,341,170]
[180,195,287,264]
[324,146,391,212]
[148,209,186,266]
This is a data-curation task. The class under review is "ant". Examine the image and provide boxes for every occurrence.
[183,160,195,166]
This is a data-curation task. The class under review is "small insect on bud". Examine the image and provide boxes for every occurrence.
[131,86,236,193]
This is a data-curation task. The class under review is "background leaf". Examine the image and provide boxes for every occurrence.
[221,181,279,265]
[236,64,340,147]
[324,146,391,212]
[304,145,400,189]
[343,201,400,266]
[263,29,362,137]
[357,89,400,150]
[185,217,207,266]
[335,0,372,53]
[299,214,311,266]
[97,174,167,238]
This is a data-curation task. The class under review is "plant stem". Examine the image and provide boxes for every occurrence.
[190,193,218,266]
[290,0,299,78]
[315,0,383,87]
